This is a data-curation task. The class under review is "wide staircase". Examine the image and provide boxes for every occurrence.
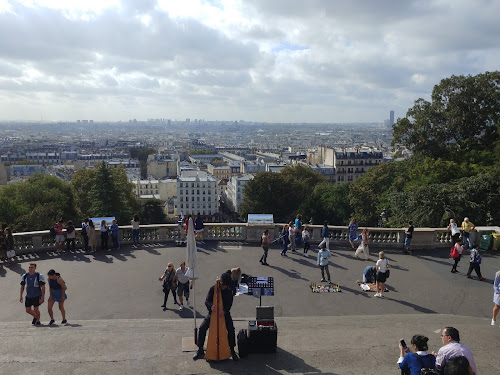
[0,314,497,375]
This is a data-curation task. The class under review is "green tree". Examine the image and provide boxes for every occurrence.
[299,182,352,225]
[0,174,78,231]
[141,199,167,224]
[392,71,500,161]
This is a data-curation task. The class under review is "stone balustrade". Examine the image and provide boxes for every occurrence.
[8,224,500,256]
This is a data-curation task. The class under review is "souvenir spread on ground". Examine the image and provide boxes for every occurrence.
[310,282,341,293]
[356,280,389,292]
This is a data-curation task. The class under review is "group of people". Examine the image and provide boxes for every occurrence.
[19,263,68,326]
[397,327,477,375]
[49,215,143,253]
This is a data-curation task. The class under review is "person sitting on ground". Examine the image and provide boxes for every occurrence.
[443,356,474,375]
[432,327,477,375]
[397,334,436,375]
[362,266,377,284]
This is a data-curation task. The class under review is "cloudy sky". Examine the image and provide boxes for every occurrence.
[0,0,499,123]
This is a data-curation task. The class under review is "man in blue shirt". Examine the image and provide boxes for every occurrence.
[20,263,46,326]
[110,219,120,250]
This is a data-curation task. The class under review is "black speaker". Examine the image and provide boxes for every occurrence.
[247,320,277,353]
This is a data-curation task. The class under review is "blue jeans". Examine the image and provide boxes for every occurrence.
[132,229,140,244]
[462,232,471,249]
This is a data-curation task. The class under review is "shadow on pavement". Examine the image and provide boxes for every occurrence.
[267,264,309,281]
[383,297,437,314]
[208,347,337,374]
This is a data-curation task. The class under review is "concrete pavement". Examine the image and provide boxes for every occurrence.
[1,241,499,374]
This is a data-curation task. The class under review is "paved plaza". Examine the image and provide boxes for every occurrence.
[1,241,499,374]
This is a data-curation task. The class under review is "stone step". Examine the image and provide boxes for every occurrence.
[0,314,498,375]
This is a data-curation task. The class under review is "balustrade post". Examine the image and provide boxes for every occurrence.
[32,236,43,251]
[159,227,167,240]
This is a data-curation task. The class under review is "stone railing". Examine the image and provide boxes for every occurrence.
[9,224,500,256]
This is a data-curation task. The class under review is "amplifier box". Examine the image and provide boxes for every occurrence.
[248,323,277,353]
[256,306,274,320]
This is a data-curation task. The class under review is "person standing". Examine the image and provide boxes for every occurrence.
[193,273,238,361]
[131,214,140,245]
[288,221,296,252]
[447,219,461,244]
[348,218,359,249]
[404,221,414,254]
[65,220,76,251]
[20,263,46,326]
[450,239,463,273]
[302,226,311,255]
[318,221,330,250]
[466,244,485,281]
[81,218,89,251]
[375,251,390,298]
[88,220,96,252]
[175,262,190,311]
[281,224,290,257]
[159,262,178,310]
[260,229,270,265]
[432,327,477,375]
[492,270,500,326]
[194,213,204,241]
[47,269,67,325]
[100,220,109,251]
[0,226,6,263]
[294,214,303,249]
[317,243,332,283]
[110,219,120,250]
[461,218,475,250]
[54,219,65,252]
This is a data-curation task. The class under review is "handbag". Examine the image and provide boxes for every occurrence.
[7,250,16,258]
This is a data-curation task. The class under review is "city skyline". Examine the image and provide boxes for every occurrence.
[0,1,499,123]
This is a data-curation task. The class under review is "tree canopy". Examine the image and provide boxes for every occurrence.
[392,71,500,162]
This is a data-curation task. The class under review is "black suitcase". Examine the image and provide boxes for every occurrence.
[248,321,278,353]
[237,329,249,358]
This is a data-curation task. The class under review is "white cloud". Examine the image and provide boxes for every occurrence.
[0,0,498,122]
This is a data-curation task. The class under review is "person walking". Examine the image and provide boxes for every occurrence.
[88,220,96,252]
[461,217,475,250]
[175,262,190,311]
[397,334,436,375]
[348,218,359,249]
[302,226,311,255]
[492,270,500,326]
[47,269,67,325]
[281,224,290,257]
[466,244,485,281]
[110,219,120,250]
[450,239,464,273]
[20,263,46,326]
[447,219,461,244]
[260,229,270,265]
[317,243,332,283]
[375,251,390,298]
[100,220,109,251]
[65,220,76,251]
[355,228,370,260]
[159,262,178,310]
[192,273,238,361]
[131,214,140,245]
[81,218,89,251]
[404,221,414,254]
[318,221,330,250]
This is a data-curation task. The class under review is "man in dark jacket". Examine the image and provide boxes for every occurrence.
[193,272,238,361]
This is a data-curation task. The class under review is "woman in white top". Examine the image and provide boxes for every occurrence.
[375,251,390,298]
[131,215,140,245]
[447,219,460,244]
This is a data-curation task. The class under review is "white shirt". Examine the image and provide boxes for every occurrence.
[449,222,460,235]
[376,258,389,273]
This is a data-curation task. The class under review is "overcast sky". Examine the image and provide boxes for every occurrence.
[0,0,499,123]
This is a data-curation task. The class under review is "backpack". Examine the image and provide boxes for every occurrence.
[414,353,436,375]
[473,250,482,264]
[22,272,41,286]
[49,226,57,237]
[81,224,87,236]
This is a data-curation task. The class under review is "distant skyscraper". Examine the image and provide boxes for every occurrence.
[389,110,395,126]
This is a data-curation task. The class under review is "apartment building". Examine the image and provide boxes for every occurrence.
[176,170,218,217]
[226,174,254,213]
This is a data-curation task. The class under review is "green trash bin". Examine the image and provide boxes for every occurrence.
[492,233,500,251]
[478,234,492,251]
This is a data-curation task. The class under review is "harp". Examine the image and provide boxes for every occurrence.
[205,279,231,361]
